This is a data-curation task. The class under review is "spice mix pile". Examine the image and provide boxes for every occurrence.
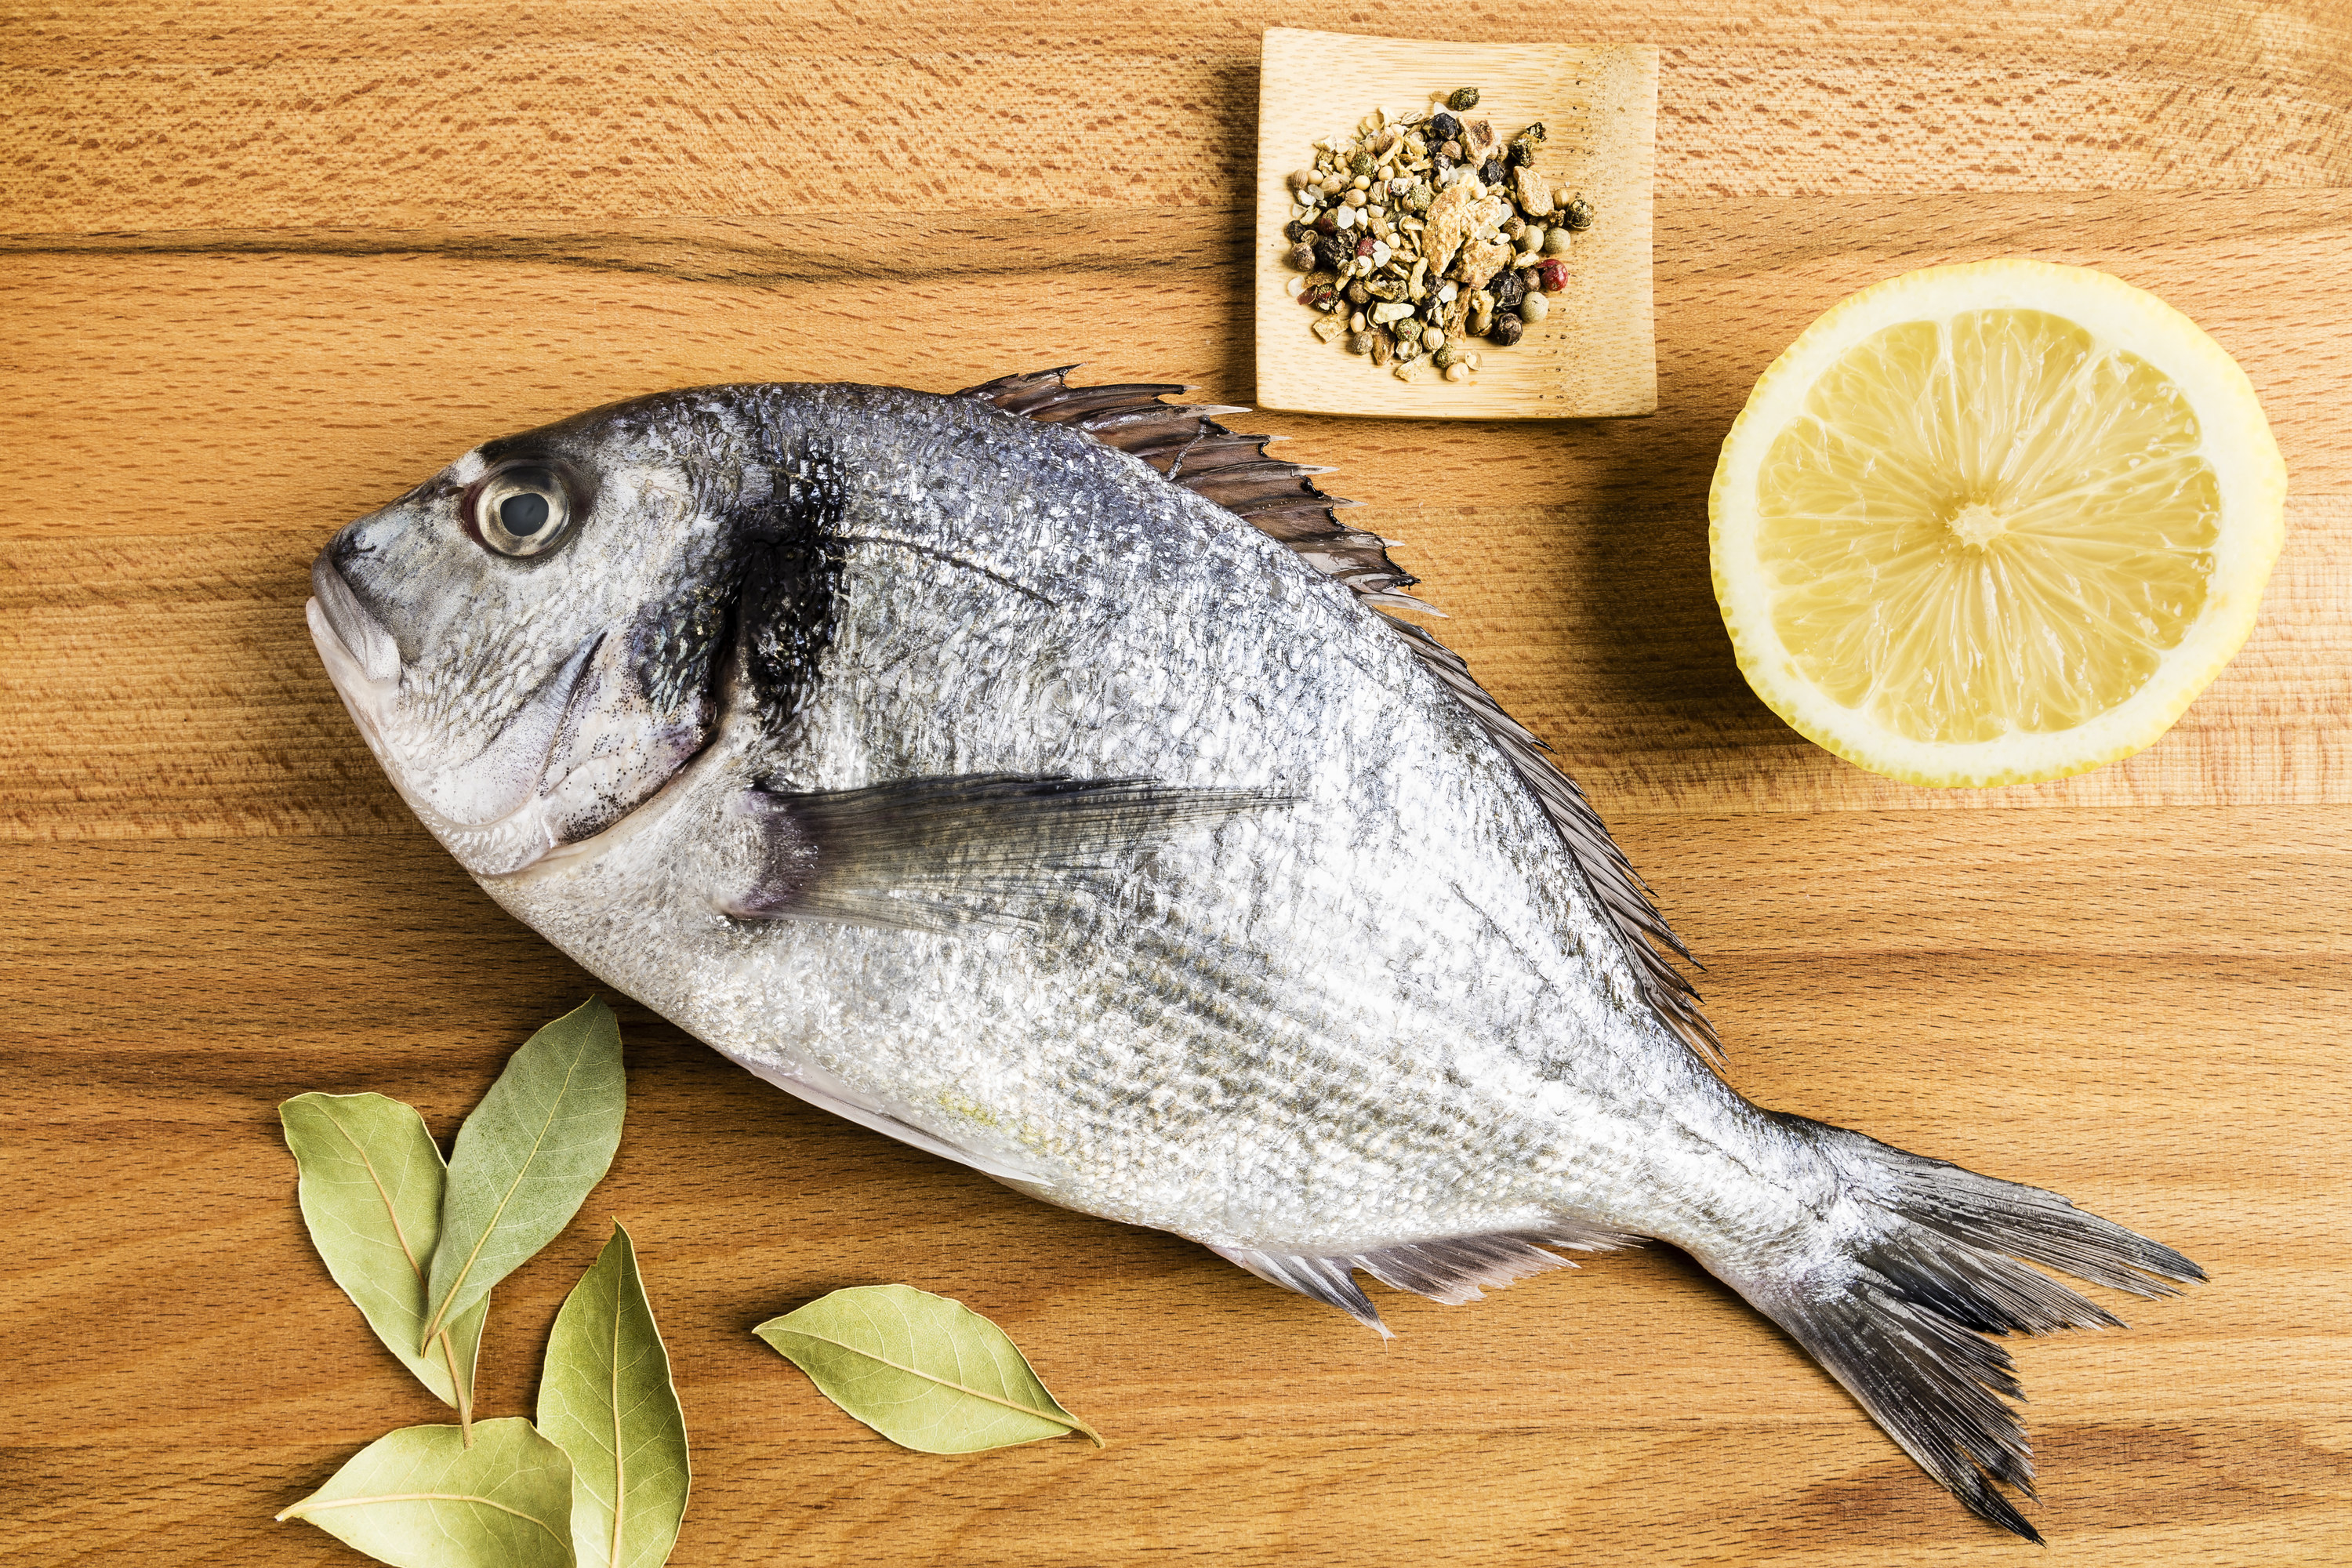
[1283,86,1592,384]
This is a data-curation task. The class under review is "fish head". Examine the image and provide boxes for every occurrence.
[309,391,782,877]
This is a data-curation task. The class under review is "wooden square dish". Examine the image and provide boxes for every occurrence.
[1254,29,1657,421]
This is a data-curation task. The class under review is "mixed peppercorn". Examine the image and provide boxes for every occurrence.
[1281,88,1593,383]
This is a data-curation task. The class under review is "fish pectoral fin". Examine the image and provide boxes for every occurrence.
[1210,1225,1634,1340]
[715,774,1287,930]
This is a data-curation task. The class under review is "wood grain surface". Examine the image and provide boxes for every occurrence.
[1252,31,1657,419]
[4,2,2348,1564]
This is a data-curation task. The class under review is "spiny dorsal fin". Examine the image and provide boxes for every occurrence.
[957,367,1721,1064]
[959,365,1425,605]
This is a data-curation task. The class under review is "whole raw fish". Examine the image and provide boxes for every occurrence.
[308,369,2198,1540]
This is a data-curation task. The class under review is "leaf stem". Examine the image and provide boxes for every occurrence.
[439,1330,474,1447]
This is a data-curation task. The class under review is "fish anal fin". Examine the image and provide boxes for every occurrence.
[717,774,1286,930]
[958,368,1718,1065]
[1210,1224,1634,1338]
[1208,1245,1392,1338]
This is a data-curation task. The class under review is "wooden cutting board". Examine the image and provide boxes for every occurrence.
[4,4,2347,1564]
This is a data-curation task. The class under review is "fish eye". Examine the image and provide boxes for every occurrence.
[464,461,582,558]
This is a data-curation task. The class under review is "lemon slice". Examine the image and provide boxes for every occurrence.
[1709,260,2285,787]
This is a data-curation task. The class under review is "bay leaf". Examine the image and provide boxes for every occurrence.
[754,1283,1103,1454]
[280,1091,490,1415]
[537,1224,691,1568]
[276,1417,575,1568]
[422,998,626,1347]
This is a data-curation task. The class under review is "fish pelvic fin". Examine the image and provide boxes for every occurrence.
[957,366,1719,1066]
[1711,1116,2205,1543]
[1210,1222,1636,1338]
[716,774,1287,930]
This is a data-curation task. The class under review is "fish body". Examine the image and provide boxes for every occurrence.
[310,372,2198,1539]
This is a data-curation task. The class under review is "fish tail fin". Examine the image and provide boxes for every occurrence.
[1709,1115,2204,1543]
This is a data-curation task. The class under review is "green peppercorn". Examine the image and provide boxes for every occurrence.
[1447,86,1480,111]
[1561,196,1594,233]
[1350,151,1376,176]
[1517,122,1547,143]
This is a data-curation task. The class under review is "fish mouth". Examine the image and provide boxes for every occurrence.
[307,546,604,876]
[307,547,402,751]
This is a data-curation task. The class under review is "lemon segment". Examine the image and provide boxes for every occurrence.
[1710,261,2285,787]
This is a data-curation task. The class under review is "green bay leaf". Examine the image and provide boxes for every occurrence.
[277,1417,575,1568]
[280,1091,489,1414]
[422,999,626,1347]
[537,1224,691,1568]
[754,1283,1103,1454]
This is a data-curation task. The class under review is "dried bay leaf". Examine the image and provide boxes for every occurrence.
[755,1283,1103,1454]
[537,1224,690,1568]
[280,1091,489,1417]
[422,999,626,1347]
[277,1417,575,1568]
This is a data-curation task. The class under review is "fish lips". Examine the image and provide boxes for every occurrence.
[308,546,402,747]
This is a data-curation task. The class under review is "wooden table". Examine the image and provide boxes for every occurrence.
[5,4,2347,1563]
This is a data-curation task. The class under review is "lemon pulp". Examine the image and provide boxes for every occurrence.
[1711,262,2283,786]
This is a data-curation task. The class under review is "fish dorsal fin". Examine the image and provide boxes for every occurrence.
[1208,1222,1633,1337]
[958,366,1427,609]
[959,367,1721,1064]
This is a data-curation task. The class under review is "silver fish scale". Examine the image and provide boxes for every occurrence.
[494,386,1777,1257]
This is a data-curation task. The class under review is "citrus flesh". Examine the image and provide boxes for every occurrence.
[1710,261,2285,787]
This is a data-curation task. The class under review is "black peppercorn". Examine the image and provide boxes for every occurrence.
[1287,243,1317,272]
[1283,220,1308,243]
[1489,312,1524,347]
[1428,111,1461,144]
[1490,270,1525,309]
[1560,196,1594,233]
[1314,234,1350,273]
[1431,154,1454,183]
[1478,157,1504,185]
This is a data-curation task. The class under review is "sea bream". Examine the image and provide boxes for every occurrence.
[307,368,2200,1540]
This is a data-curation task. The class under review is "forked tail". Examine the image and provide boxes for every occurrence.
[1704,1115,2204,1542]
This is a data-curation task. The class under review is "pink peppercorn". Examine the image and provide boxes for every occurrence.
[1535,259,1570,293]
